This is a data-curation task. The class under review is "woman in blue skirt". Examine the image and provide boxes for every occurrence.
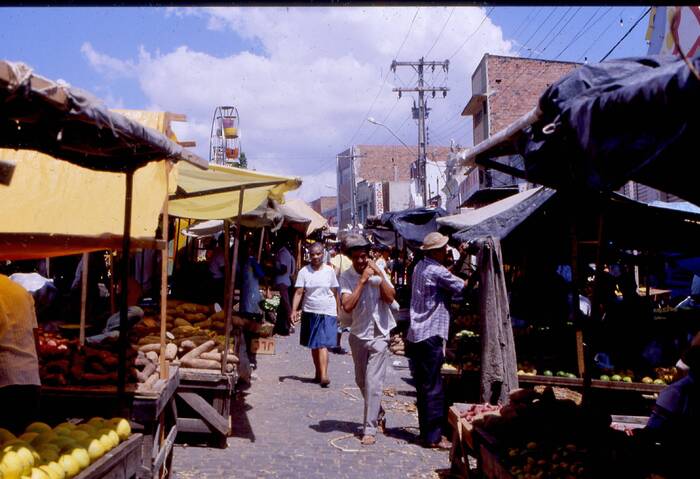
[292,242,339,387]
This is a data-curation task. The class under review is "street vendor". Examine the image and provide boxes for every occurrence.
[339,233,396,446]
[0,274,41,433]
[408,232,468,449]
[637,332,700,477]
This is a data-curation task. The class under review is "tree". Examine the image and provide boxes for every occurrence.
[239,151,248,169]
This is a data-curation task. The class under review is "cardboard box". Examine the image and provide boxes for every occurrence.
[251,337,276,355]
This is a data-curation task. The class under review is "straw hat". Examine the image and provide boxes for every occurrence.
[420,232,449,251]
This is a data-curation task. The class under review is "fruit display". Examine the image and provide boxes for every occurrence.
[38,331,134,387]
[471,388,641,478]
[0,417,131,479]
[458,403,501,423]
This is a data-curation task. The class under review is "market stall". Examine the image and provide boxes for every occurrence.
[167,161,301,447]
[0,59,207,478]
[450,53,700,477]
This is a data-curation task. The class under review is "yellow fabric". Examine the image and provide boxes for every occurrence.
[279,198,328,236]
[169,162,301,220]
[0,149,169,238]
[112,109,178,194]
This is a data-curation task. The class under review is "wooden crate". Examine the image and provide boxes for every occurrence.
[176,368,235,448]
[75,433,143,479]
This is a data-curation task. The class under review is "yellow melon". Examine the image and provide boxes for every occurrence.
[57,455,79,479]
[25,424,52,435]
[109,419,131,441]
[46,462,65,479]
[69,448,89,470]
[1,450,25,479]
[85,439,105,461]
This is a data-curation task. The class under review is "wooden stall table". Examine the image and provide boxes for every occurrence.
[176,367,237,448]
[41,366,180,479]
[75,433,143,479]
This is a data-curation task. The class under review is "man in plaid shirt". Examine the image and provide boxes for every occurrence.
[408,232,467,449]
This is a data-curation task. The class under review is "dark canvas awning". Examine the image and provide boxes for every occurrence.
[0,60,207,172]
[458,54,700,205]
[379,207,447,249]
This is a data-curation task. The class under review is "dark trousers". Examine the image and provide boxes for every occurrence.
[407,335,445,444]
[0,385,40,434]
[274,283,293,335]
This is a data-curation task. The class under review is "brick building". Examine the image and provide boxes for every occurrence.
[337,145,450,227]
[445,54,580,211]
[310,196,338,226]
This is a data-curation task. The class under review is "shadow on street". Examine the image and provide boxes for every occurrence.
[230,390,255,442]
[309,419,362,435]
[278,375,317,384]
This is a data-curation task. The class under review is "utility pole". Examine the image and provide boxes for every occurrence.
[391,57,449,206]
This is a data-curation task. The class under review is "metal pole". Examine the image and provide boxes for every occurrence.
[224,220,231,305]
[79,252,89,346]
[222,187,245,374]
[257,227,265,263]
[417,57,427,206]
[351,146,358,228]
[118,169,134,400]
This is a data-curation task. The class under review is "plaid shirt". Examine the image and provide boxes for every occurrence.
[408,258,464,343]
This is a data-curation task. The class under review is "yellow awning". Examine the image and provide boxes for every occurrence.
[169,162,301,220]
[278,198,328,236]
[0,110,179,259]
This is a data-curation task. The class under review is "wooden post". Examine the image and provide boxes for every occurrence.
[159,169,170,380]
[223,187,245,374]
[118,170,134,401]
[257,227,265,263]
[570,221,584,378]
[79,252,89,347]
[224,220,231,306]
[584,213,606,406]
[45,258,50,277]
[109,251,116,314]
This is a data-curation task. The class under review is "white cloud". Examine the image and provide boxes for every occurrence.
[82,7,513,200]
[80,42,137,79]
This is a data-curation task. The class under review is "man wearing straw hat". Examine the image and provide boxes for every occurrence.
[408,232,467,449]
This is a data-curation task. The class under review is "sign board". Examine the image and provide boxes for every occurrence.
[647,6,700,57]
[251,337,276,355]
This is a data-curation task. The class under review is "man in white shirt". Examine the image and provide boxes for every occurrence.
[340,234,396,446]
[0,274,41,433]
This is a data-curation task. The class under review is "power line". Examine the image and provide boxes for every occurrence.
[512,7,541,39]
[516,7,557,56]
[537,7,583,57]
[344,8,420,148]
[600,7,651,61]
[448,7,495,60]
[577,7,621,61]
[425,7,456,57]
[555,7,609,60]
[527,7,573,58]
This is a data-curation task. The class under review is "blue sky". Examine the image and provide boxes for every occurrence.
[0,6,651,199]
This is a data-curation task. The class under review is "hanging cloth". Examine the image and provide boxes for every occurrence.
[478,236,518,404]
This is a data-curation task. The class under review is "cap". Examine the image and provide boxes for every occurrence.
[342,233,370,253]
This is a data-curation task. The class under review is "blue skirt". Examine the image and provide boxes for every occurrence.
[300,312,338,349]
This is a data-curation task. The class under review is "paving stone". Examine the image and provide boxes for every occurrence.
[172,331,451,478]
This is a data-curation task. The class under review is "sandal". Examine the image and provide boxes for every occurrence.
[423,437,451,450]
[320,377,331,388]
[360,435,376,446]
[377,413,386,434]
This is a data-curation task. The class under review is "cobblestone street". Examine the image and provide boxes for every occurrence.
[172,331,451,479]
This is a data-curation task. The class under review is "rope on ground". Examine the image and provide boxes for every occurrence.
[329,434,365,453]
[341,387,361,401]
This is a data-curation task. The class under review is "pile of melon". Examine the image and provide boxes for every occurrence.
[0,417,131,479]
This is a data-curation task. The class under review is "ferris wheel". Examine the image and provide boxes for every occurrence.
[209,106,241,166]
